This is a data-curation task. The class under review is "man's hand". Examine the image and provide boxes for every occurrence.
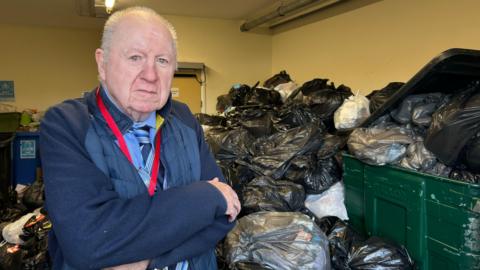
[102,260,149,270]
[208,177,241,222]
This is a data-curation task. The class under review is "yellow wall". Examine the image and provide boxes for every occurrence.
[166,15,272,113]
[0,24,100,111]
[272,0,480,95]
[0,16,271,114]
[5,0,478,113]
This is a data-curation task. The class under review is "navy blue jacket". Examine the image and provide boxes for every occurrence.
[40,88,232,269]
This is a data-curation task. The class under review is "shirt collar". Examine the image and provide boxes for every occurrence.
[132,111,156,130]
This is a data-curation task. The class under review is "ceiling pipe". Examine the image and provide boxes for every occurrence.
[240,0,328,32]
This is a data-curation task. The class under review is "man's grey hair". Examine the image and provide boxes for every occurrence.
[100,6,178,62]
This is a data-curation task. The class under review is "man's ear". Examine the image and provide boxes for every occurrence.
[95,48,106,82]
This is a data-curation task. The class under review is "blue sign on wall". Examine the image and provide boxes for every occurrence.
[0,80,15,100]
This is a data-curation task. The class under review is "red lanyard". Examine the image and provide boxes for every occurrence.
[96,87,161,196]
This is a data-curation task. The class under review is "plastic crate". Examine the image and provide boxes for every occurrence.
[364,163,427,269]
[425,174,480,270]
[0,112,20,132]
[0,133,15,197]
[343,154,366,235]
[343,154,480,270]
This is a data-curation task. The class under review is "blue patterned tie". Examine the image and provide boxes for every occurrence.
[132,125,152,165]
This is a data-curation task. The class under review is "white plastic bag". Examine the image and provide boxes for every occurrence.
[274,81,301,102]
[2,213,36,244]
[334,94,370,130]
[304,182,349,220]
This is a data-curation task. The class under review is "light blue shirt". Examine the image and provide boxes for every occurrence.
[103,88,167,189]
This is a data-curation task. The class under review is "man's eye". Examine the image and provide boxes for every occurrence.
[129,55,141,61]
[157,58,168,64]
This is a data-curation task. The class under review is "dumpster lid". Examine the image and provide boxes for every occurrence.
[360,48,480,127]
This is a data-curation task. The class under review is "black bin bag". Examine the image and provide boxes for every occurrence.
[225,212,331,270]
[299,78,333,96]
[218,128,253,162]
[239,108,274,138]
[217,94,232,113]
[348,237,414,270]
[233,261,273,270]
[241,176,305,214]
[303,157,342,194]
[425,82,480,166]
[464,134,480,172]
[316,134,346,160]
[195,113,226,127]
[327,220,366,270]
[249,122,324,179]
[272,103,318,131]
[283,155,314,183]
[22,178,45,211]
[305,87,352,121]
[19,211,52,270]
[326,220,414,270]
[368,82,404,113]
[0,243,24,270]
[229,84,252,106]
[263,70,292,89]
[390,93,445,126]
[218,161,252,196]
[245,88,282,106]
[204,127,230,157]
[449,169,480,184]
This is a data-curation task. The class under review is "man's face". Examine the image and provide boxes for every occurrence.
[96,16,176,118]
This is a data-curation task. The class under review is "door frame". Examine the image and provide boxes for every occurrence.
[176,62,206,113]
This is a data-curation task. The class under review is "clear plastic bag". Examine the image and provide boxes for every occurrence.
[347,126,414,165]
[225,212,331,270]
[390,93,444,126]
[274,81,300,102]
[305,182,348,220]
[399,140,437,172]
[334,94,370,130]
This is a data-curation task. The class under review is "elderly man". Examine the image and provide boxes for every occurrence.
[40,6,240,270]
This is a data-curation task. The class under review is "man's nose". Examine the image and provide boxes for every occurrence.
[141,60,158,82]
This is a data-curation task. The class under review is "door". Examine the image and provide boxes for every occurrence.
[171,74,202,114]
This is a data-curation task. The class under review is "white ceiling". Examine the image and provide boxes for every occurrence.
[0,0,281,29]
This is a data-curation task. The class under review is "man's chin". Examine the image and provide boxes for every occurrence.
[130,104,162,114]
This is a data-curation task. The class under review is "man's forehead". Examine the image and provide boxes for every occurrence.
[114,17,172,41]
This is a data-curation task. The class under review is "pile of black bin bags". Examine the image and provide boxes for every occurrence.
[350,81,480,183]
[0,178,51,270]
[200,71,414,270]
